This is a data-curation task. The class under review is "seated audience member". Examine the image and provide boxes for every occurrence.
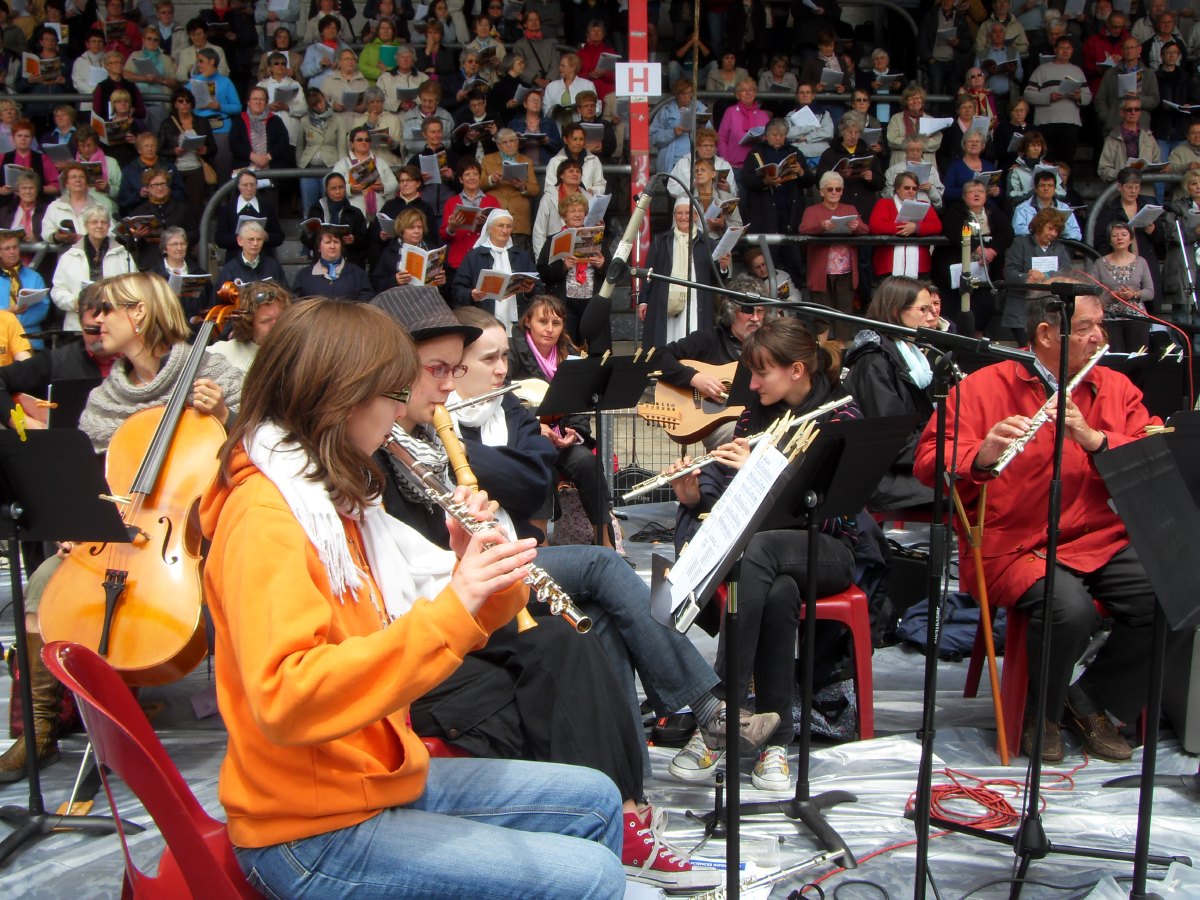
[816,113,884,222]
[357,16,402,84]
[189,47,242,140]
[117,132,186,215]
[217,220,285,285]
[229,85,295,173]
[668,127,737,200]
[96,88,144,169]
[933,180,1012,337]
[943,130,1001,204]
[535,193,609,353]
[668,316,859,792]
[692,158,744,241]
[1167,120,1200,201]
[208,281,290,375]
[740,118,811,237]
[974,30,1022,114]
[51,205,136,331]
[41,105,78,152]
[0,229,49,346]
[257,51,307,144]
[844,276,937,511]
[532,157,591,258]
[506,89,562,166]
[347,86,405,168]
[213,169,285,262]
[451,208,540,330]
[399,81,457,150]
[441,157,500,273]
[0,119,59,198]
[365,289,743,893]
[125,23,179,131]
[295,87,341,215]
[914,288,1165,764]
[705,50,750,93]
[120,166,194,269]
[173,17,230,78]
[486,53,528,121]
[785,87,837,173]
[883,137,944,207]
[578,20,617,100]
[939,95,995,173]
[1094,35,1159,132]
[158,87,217,213]
[650,78,710,177]
[717,79,771,186]
[197,295,629,899]
[512,10,559,87]
[93,50,148,132]
[1093,167,1165,305]
[443,50,488,115]
[416,20,457,83]
[302,171,369,269]
[406,116,461,220]
[543,122,606,197]
[298,16,351,92]
[1003,208,1075,344]
[291,225,373,302]
[73,32,109,103]
[799,29,854,95]
[74,125,123,206]
[639,197,731,350]
[371,208,447,294]
[543,51,596,123]
[886,85,944,168]
[377,164,438,246]
[994,98,1031,171]
[1012,169,1082,240]
[300,0,352,48]
[1098,99,1162,190]
[43,164,112,248]
[869,172,943,280]
[576,90,617,163]
[150,225,212,322]
[1090,221,1154,352]
[1005,131,1055,206]
[0,172,49,274]
[324,48,371,133]
[481,128,539,254]
[377,45,429,116]
[798,172,870,341]
[19,25,70,127]
[758,53,798,95]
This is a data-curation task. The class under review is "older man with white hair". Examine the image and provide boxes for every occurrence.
[217,220,285,284]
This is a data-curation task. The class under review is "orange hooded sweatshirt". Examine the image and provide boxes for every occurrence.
[199,446,528,849]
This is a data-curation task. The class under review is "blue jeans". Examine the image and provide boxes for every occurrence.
[536,545,721,769]
[235,757,625,899]
[299,175,324,216]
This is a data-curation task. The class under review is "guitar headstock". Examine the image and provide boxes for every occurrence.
[637,402,682,428]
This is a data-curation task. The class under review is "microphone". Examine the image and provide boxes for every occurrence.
[598,182,658,300]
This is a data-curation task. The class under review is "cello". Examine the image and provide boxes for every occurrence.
[39,286,239,686]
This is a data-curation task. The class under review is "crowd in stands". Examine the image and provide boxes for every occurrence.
[0,0,1194,354]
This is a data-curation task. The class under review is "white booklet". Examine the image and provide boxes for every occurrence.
[896,200,931,223]
[1126,205,1164,229]
[919,116,954,135]
[710,223,747,261]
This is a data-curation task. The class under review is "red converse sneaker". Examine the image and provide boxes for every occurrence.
[622,808,720,893]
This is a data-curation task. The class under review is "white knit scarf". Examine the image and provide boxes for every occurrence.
[244,420,455,619]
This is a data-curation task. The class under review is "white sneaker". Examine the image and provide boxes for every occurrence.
[668,729,724,783]
[751,745,792,792]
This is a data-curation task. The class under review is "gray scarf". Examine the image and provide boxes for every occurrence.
[383,424,451,509]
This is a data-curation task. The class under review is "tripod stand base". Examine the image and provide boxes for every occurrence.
[1104,771,1200,794]
[0,804,143,867]
[734,790,859,868]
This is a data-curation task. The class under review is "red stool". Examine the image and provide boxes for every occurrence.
[800,585,875,740]
[421,736,472,758]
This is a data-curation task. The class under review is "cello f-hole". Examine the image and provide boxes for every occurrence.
[157,516,178,565]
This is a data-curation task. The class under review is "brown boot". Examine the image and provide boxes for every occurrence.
[0,633,63,783]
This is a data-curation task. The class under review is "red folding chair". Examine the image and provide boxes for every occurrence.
[41,641,259,899]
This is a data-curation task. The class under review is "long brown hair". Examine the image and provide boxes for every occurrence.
[519,294,576,361]
[221,298,419,513]
[742,317,841,384]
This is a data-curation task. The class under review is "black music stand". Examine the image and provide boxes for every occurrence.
[1093,435,1200,899]
[537,355,656,544]
[653,416,913,898]
[0,430,135,866]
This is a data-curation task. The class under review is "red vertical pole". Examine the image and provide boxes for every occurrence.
[628,0,650,309]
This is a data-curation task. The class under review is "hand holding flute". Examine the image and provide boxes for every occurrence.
[667,438,752,507]
[446,486,540,615]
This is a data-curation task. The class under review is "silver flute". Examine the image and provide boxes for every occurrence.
[620,395,854,502]
[381,426,592,633]
[689,849,845,900]
[989,344,1109,476]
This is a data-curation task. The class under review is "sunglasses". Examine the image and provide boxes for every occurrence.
[82,324,102,335]
[382,388,411,404]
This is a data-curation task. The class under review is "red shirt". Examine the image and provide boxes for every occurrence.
[913,360,1160,608]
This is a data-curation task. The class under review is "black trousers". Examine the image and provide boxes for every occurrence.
[715,530,855,746]
[1015,544,1156,724]
[410,615,644,802]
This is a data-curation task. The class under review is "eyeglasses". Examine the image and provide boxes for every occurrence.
[98,300,139,314]
[909,304,936,316]
[1124,107,1142,112]
[424,362,468,379]
[148,181,168,188]
[381,388,411,404]
[825,186,844,192]
[81,324,102,335]
[736,305,765,316]
[353,136,371,142]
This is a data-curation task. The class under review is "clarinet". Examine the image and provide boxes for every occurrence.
[989,344,1109,476]
[689,849,846,900]
[381,425,593,634]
